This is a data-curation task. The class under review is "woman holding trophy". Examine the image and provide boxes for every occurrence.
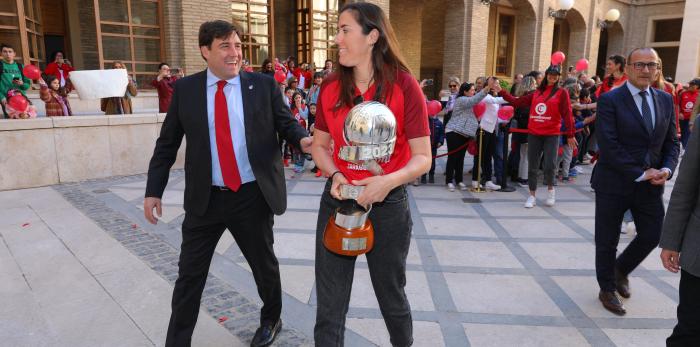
[310,3,431,346]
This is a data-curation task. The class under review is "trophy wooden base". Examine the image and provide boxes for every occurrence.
[323,215,374,256]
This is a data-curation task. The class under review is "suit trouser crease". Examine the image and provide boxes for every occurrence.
[527,134,559,192]
[594,186,664,292]
[165,183,282,347]
[314,180,413,347]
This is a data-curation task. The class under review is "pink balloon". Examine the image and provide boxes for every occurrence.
[551,51,566,65]
[497,105,514,120]
[473,102,486,120]
[8,95,28,112]
[23,64,41,80]
[575,59,589,72]
[427,100,442,115]
[274,70,286,83]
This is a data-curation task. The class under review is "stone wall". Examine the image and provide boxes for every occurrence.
[0,115,185,191]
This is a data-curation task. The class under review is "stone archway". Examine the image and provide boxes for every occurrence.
[509,0,538,75]
[596,21,624,77]
[551,7,586,70]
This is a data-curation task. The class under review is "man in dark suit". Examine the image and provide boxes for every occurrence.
[660,116,700,346]
[144,21,311,347]
[592,47,680,315]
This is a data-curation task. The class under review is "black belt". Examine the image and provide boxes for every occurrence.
[212,185,231,191]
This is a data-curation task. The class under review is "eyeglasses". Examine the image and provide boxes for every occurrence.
[449,84,458,88]
[631,62,660,71]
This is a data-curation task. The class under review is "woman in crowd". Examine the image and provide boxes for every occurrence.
[43,50,74,92]
[101,61,138,115]
[322,59,333,76]
[306,71,324,105]
[512,75,538,186]
[291,92,309,174]
[443,81,493,191]
[596,54,627,97]
[499,65,576,208]
[438,76,460,126]
[310,3,431,345]
[472,76,508,190]
[39,75,72,117]
[260,59,275,76]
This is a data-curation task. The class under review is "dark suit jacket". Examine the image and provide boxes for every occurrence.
[145,70,308,216]
[592,83,680,196]
[660,116,700,276]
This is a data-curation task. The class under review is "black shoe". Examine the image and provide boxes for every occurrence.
[615,267,631,298]
[599,290,626,316]
[428,174,435,184]
[250,319,282,347]
[310,167,318,173]
[420,176,427,184]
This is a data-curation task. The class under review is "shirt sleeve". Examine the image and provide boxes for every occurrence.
[401,73,430,139]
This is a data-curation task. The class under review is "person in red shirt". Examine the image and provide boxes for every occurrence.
[151,63,183,113]
[678,79,700,149]
[310,3,431,345]
[43,50,75,92]
[499,64,576,208]
[597,54,628,98]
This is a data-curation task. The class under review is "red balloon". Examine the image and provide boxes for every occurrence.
[274,71,286,83]
[467,139,477,155]
[8,95,28,112]
[551,51,566,65]
[427,100,442,115]
[575,58,589,72]
[558,146,564,157]
[22,64,41,80]
[497,105,514,120]
[473,102,486,120]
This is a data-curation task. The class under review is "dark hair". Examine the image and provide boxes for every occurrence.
[285,87,294,93]
[608,54,626,71]
[0,43,14,51]
[288,60,297,69]
[538,71,561,101]
[198,20,239,49]
[526,70,542,79]
[313,71,324,79]
[50,50,66,63]
[335,3,410,109]
[579,88,590,99]
[457,82,475,97]
[291,92,304,108]
[44,75,68,96]
[309,103,317,107]
[158,62,169,70]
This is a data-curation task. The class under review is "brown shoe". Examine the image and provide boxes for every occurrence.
[599,290,626,316]
[615,267,631,299]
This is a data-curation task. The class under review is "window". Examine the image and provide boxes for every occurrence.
[495,14,514,76]
[95,0,164,89]
[232,0,272,68]
[652,18,682,43]
[0,0,44,66]
[647,17,683,79]
[296,0,338,70]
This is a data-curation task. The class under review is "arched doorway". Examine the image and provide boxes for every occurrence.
[551,8,586,71]
[596,21,624,78]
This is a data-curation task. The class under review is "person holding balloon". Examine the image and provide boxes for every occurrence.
[471,77,509,191]
[38,75,72,117]
[498,64,576,208]
[0,43,31,118]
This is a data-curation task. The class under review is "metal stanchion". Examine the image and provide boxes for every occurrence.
[497,124,516,192]
[470,128,486,193]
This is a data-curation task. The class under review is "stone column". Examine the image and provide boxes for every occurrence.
[676,0,700,82]
[441,0,490,83]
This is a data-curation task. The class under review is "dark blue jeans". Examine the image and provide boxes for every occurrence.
[314,180,413,347]
[680,119,690,149]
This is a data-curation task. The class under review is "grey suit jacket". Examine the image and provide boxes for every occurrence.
[660,115,700,277]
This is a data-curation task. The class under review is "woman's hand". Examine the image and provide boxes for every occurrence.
[330,171,349,200]
[351,175,396,208]
[567,137,578,149]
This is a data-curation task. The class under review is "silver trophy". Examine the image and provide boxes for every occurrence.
[323,101,397,256]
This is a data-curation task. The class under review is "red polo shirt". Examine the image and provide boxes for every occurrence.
[314,70,430,181]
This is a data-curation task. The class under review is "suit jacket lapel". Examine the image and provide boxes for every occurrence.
[623,84,651,136]
[650,88,664,138]
[239,72,255,147]
[195,70,213,170]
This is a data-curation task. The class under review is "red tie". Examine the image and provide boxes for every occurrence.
[215,80,242,191]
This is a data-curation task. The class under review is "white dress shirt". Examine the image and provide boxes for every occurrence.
[206,69,255,186]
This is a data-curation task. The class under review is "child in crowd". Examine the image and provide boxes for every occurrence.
[5,89,36,118]
[39,75,72,117]
[290,92,308,174]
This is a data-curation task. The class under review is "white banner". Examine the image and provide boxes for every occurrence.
[69,69,129,100]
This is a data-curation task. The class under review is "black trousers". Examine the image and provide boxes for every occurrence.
[594,185,664,292]
[445,132,469,185]
[165,182,281,347]
[667,269,700,346]
[314,180,413,347]
[421,146,438,179]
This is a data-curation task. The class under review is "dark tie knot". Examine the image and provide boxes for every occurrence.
[639,90,648,97]
[217,80,227,90]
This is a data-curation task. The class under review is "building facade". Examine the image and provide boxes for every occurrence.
[0,0,696,93]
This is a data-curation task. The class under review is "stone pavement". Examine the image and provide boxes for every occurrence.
[1,152,681,346]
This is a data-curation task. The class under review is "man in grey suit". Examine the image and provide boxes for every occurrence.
[660,118,700,346]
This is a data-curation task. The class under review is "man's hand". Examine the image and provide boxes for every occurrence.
[144,197,163,224]
[352,175,396,209]
[640,168,660,181]
[300,136,313,154]
[650,169,670,185]
[660,249,680,273]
